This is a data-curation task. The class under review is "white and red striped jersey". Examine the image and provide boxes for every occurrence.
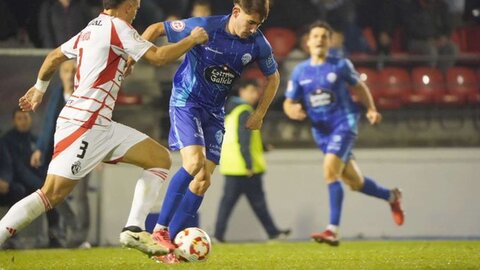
[59,13,153,129]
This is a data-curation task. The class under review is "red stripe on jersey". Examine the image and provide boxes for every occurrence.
[91,22,124,88]
[52,125,89,160]
[94,86,117,101]
[73,33,82,49]
[70,94,113,110]
[58,116,110,127]
[65,104,113,113]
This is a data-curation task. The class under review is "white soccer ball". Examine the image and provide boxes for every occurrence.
[174,227,211,262]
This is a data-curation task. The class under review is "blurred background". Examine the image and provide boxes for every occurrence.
[0,0,479,248]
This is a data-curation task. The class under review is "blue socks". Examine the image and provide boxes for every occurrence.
[359,177,391,201]
[156,167,193,226]
[169,189,203,239]
[328,181,344,226]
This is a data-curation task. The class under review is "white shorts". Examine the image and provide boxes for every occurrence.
[47,121,148,180]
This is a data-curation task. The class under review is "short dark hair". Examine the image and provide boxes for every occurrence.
[308,20,333,37]
[234,0,270,20]
[103,0,128,10]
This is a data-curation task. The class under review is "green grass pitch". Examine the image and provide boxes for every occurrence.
[1,241,480,269]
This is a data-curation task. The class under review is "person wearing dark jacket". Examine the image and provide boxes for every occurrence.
[1,108,65,248]
[214,80,290,243]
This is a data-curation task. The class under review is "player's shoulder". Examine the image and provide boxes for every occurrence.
[252,29,270,46]
[111,16,135,32]
[294,59,311,72]
[184,15,227,32]
[328,56,354,68]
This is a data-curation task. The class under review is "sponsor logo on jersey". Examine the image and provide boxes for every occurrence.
[171,20,186,32]
[241,53,252,65]
[71,160,82,175]
[204,65,238,86]
[309,88,335,107]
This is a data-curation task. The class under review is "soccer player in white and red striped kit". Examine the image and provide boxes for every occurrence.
[0,0,208,256]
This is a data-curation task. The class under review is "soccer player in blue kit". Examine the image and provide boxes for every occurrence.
[134,0,279,262]
[283,21,405,247]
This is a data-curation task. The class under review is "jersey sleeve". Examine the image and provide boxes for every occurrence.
[117,25,154,62]
[60,33,81,59]
[341,58,360,86]
[164,17,207,43]
[255,35,278,76]
[285,65,303,101]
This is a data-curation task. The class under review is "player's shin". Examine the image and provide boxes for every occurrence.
[124,168,168,229]
[0,190,51,245]
[155,167,193,229]
[168,189,203,239]
[359,176,391,201]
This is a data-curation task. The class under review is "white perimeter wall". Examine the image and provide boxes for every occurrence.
[94,148,480,245]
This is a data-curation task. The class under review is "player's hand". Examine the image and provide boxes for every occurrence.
[366,109,382,125]
[245,111,264,130]
[190,27,209,45]
[19,87,44,112]
[124,57,136,78]
[286,103,307,121]
[31,150,42,168]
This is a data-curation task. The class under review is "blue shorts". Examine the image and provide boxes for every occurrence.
[311,125,357,163]
[168,106,225,164]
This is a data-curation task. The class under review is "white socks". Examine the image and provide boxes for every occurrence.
[327,224,339,234]
[125,168,168,230]
[0,190,51,245]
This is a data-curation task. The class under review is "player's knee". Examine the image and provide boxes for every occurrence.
[324,170,341,183]
[190,179,210,195]
[43,190,67,207]
[347,181,363,191]
[183,158,205,175]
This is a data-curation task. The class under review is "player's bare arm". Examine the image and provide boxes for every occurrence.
[351,81,382,125]
[283,98,307,121]
[245,70,280,130]
[19,47,68,112]
[142,27,208,66]
[142,22,167,42]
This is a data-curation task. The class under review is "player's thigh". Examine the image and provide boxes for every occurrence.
[323,153,346,182]
[341,159,364,190]
[202,115,225,166]
[168,106,206,152]
[122,137,171,169]
[41,174,79,206]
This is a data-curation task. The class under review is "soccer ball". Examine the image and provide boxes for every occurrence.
[174,227,211,262]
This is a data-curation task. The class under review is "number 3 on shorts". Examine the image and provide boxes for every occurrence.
[77,140,89,159]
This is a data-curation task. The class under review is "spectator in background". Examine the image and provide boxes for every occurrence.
[1,109,66,248]
[214,80,290,243]
[191,0,212,17]
[38,0,91,48]
[30,60,91,248]
[402,0,458,70]
[2,0,43,47]
[263,0,320,32]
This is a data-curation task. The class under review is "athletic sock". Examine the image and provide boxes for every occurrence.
[359,177,391,201]
[125,168,168,230]
[0,190,51,245]
[156,167,193,227]
[328,181,344,226]
[168,189,203,239]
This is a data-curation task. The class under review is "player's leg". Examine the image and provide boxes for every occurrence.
[342,159,404,225]
[214,175,244,242]
[0,174,77,246]
[168,159,216,239]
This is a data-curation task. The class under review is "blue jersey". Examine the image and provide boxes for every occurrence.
[285,57,361,133]
[164,16,278,113]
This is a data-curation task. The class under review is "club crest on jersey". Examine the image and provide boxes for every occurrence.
[204,65,238,87]
[215,130,223,145]
[326,72,337,83]
[71,160,82,175]
[241,53,252,65]
[171,20,186,32]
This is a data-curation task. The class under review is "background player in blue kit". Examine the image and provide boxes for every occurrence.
[134,0,280,262]
[283,21,405,247]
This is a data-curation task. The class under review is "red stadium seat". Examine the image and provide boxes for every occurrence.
[376,67,411,108]
[355,67,403,109]
[263,27,297,59]
[410,67,446,105]
[242,67,267,88]
[441,67,479,106]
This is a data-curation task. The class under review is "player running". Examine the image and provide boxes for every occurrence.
[131,0,280,263]
[0,0,207,256]
[283,21,404,246]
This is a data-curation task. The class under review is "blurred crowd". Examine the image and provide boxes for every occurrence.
[0,0,479,57]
